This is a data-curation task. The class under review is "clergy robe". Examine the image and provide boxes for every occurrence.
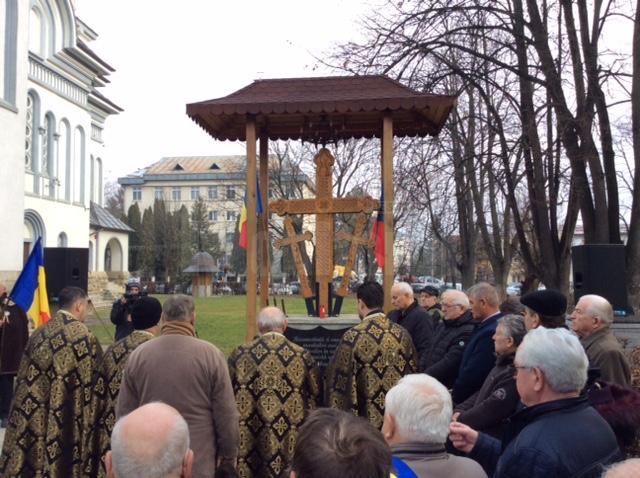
[83,330,155,477]
[325,311,418,429]
[228,332,321,478]
[0,310,102,478]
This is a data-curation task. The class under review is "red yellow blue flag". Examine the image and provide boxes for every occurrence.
[371,192,385,268]
[10,237,51,328]
[239,180,264,250]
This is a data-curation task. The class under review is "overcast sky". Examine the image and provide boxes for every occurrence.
[75,0,374,181]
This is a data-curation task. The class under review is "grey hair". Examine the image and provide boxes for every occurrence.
[257,306,286,332]
[467,282,500,307]
[385,374,452,444]
[162,295,195,322]
[111,403,190,478]
[498,314,527,347]
[441,290,470,309]
[581,294,614,326]
[393,282,414,298]
[603,458,640,478]
[516,327,588,393]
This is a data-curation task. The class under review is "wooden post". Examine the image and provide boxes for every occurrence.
[382,113,394,313]
[259,134,270,309]
[245,117,258,341]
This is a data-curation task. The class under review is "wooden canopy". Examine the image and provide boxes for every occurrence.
[187,75,456,142]
[186,75,456,340]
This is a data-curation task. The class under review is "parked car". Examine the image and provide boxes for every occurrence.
[506,282,523,296]
[289,281,301,295]
[410,283,428,294]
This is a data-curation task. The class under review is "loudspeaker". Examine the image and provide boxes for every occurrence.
[44,248,89,300]
[571,244,630,315]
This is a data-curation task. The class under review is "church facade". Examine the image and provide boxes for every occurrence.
[0,0,121,285]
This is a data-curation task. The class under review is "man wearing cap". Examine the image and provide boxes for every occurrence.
[519,289,568,330]
[419,285,444,323]
[569,294,631,386]
[84,296,163,477]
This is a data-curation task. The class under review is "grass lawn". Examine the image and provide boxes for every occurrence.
[87,294,358,356]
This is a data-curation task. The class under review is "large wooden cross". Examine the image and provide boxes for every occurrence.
[270,148,379,315]
[274,217,314,300]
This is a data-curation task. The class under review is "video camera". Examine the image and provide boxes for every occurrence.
[123,290,148,304]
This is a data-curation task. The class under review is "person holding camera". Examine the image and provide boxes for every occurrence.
[111,283,141,341]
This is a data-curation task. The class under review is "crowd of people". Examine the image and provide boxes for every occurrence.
[0,280,638,477]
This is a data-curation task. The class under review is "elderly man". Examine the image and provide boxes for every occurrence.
[569,294,631,386]
[603,458,640,477]
[105,402,193,478]
[383,374,487,478]
[419,290,475,387]
[418,285,444,322]
[228,306,321,478]
[326,281,418,428]
[450,327,622,478]
[84,296,163,477]
[1,286,102,476]
[289,408,391,478]
[0,283,29,428]
[117,294,239,478]
[520,289,567,330]
[389,282,432,365]
[452,283,503,404]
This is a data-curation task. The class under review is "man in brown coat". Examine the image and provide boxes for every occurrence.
[117,295,239,478]
[0,284,29,428]
[569,294,631,386]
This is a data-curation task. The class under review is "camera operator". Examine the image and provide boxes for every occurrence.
[111,282,142,341]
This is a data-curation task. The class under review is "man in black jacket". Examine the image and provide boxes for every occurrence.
[389,282,433,366]
[450,327,622,478]
[110,282,141,341]
[420,290,475,388]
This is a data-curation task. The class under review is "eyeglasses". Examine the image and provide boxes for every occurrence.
[513,365,533,378]
[441,303,462,309]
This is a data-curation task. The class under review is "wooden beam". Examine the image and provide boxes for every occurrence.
[245,117,258,341]
[382,113,394,313]
[259,134,270,309]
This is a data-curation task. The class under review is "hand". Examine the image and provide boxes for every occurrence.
[452,411,460,422]
[449,421,479,454]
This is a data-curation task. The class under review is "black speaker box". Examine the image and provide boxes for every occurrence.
[44,248,89,300]
[571,244,630,315]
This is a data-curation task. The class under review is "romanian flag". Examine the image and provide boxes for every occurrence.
[239,180,264,249]
[371,192,385,268]
[10,237,51,328]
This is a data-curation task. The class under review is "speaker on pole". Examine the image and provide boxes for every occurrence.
[571,244,630,316]
[44,248,89,300]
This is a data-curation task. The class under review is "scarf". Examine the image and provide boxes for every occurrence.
[161,320,196,337]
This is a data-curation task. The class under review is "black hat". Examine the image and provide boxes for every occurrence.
[421,285,440,297]
[520,289,567,317]
[130,296,162,330]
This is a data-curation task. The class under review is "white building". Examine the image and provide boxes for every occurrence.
[0,0,122,286]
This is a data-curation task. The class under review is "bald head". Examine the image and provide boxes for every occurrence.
[604,459,640,478]
[257,306,287,334]
[108,402,193,478]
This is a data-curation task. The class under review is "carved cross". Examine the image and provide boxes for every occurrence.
[270,148,379,314]
[335,213,375,297]
[274,217,314,299]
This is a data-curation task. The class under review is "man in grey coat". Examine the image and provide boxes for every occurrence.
[117,295,239,478]
[383,374,487,478]
[569,294,631,386]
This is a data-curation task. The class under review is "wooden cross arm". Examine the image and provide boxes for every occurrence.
[270,196,380,216]
[335,232,375,248]
[274,231,313,249]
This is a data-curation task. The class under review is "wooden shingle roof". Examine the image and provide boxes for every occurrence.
[186,75,456,143]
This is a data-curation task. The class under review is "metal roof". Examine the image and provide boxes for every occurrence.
[187,75,457,142]
[90,201,134,233]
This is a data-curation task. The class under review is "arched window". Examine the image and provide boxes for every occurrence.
[58,118,71,201]
[73,126,85,204]
[24,209,46,258]
[28,6,43,55]
[90,155,95,202]
[1,0,18,106]
[57,232,67,247]
[43,112,56,196]
[25,91,41,185]
[96,157,103,205]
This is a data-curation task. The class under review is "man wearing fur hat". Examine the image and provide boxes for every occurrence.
[84,296,163,476]
[519,289,568,330]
